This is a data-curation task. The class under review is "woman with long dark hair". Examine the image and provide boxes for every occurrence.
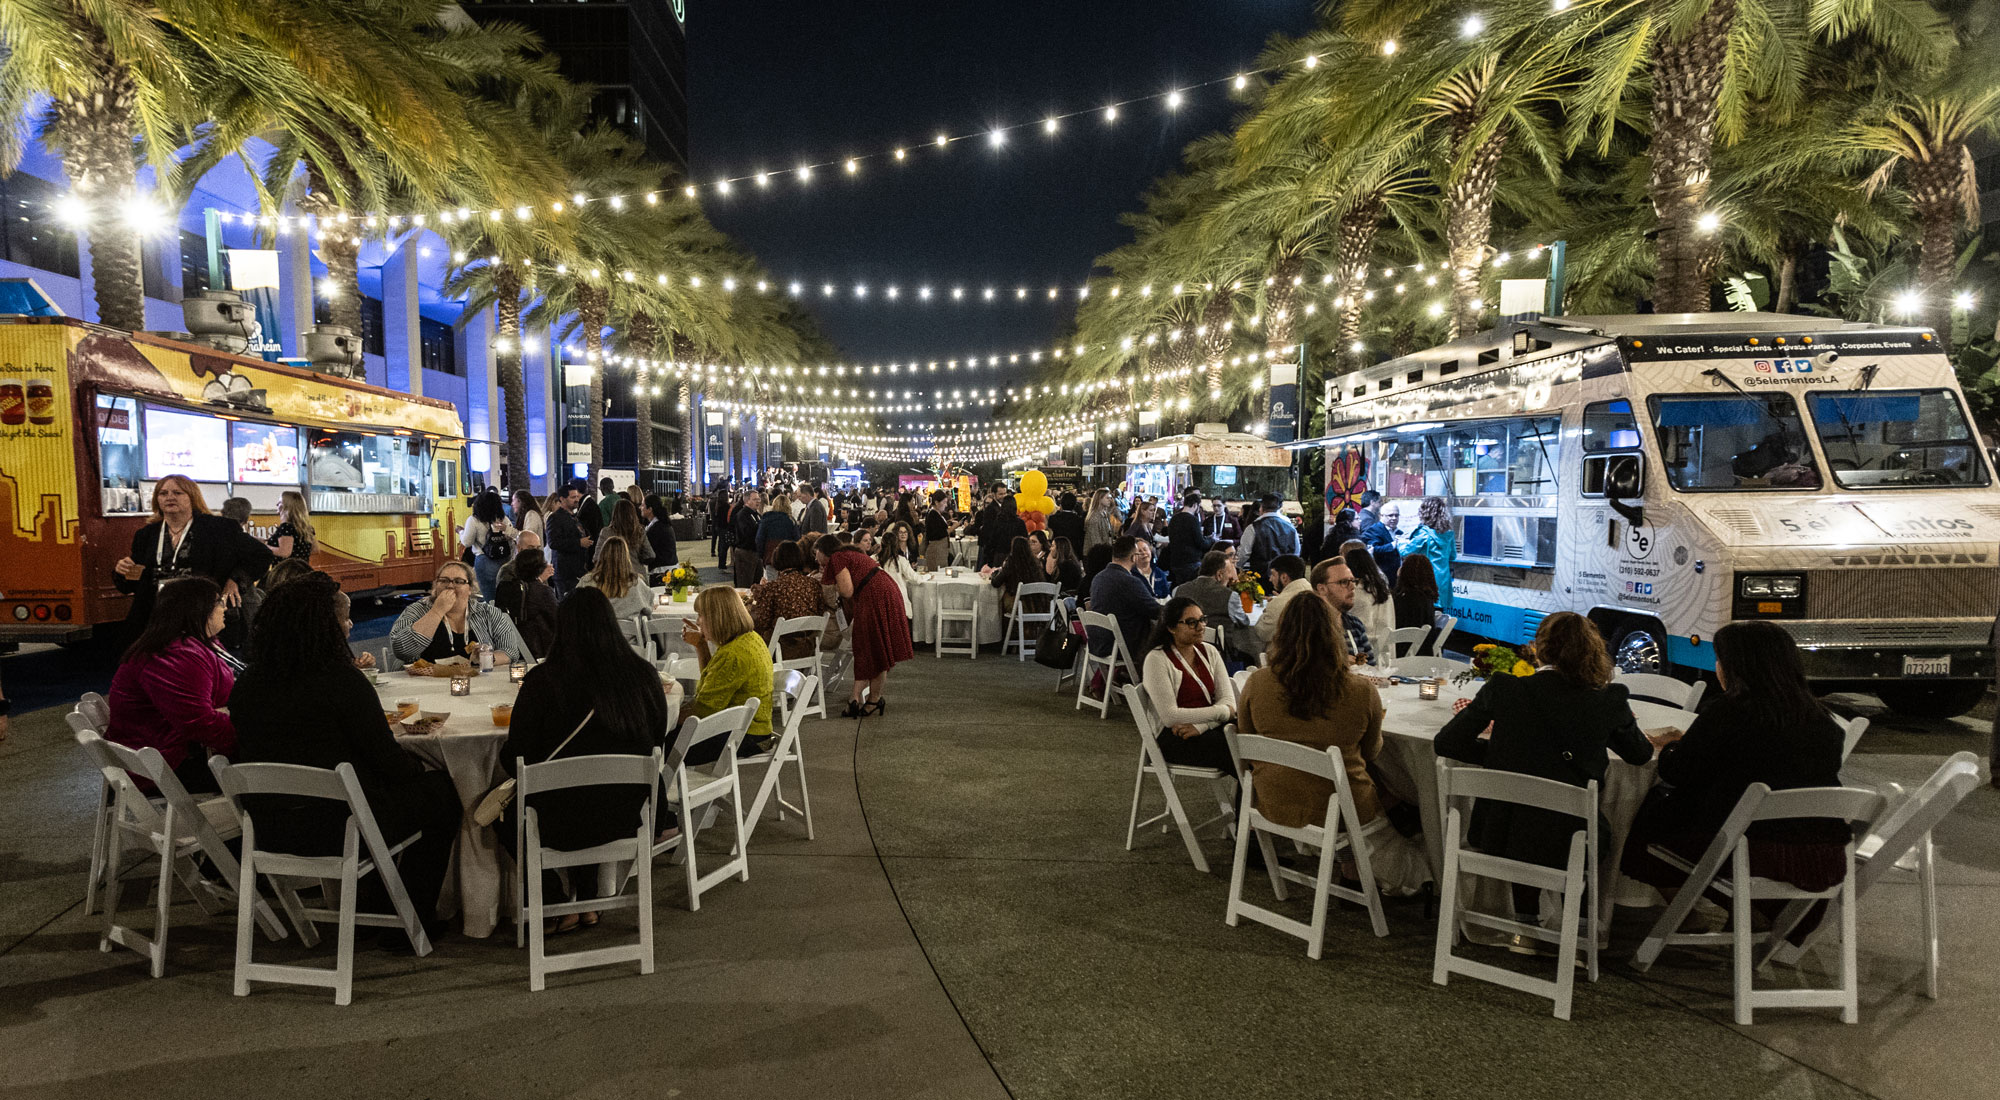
[1436,612,1652,934]
[462,489,513,601]
[1042,534,1084,597]
[987,535,1043,619]
[231,575,460,951]
[1391,554,1442,658]
[1622,621,1849,911]
[1140,595,1236,771]
[500,586,669,932]
[105,577,237,792]
[494,547,558,658]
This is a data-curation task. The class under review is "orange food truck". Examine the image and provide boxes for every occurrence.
[0,316,468,643]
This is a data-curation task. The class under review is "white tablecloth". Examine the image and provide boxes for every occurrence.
[906,573,1004,645]
[1366,680,1691,913]
[374,669,681,938]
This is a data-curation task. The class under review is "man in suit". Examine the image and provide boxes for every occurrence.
[643,495,678,579]
[708,484,731,558]
[1359,495,1403,583]
[544,485,594,596]
[1086,535,1158,670]
[800,487,829,534]
[1047,491,1086,550]
[1162,489,1214,586]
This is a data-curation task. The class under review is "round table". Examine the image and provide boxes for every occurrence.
[906,572,1004,646]
[1366,679,1692,915]
[372,668,682,938]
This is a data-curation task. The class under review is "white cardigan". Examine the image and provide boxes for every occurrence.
[1141,643,1236,731]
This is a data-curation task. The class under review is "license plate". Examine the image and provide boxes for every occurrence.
[1902,655,1951,677]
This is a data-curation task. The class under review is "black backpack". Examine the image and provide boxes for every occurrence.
[482,526,514,565]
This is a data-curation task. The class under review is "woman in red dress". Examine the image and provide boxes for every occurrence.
[818,533,914,716]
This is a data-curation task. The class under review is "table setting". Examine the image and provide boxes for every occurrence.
[905,565,1004,644]
[370,664,682,938]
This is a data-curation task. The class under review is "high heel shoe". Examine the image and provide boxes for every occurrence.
[864,698,887,716]
[840,700,866,718]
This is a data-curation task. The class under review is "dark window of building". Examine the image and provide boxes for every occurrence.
[0,173,81,278]
[140,234,176,301]
[178,230,213,293]
[420,316,460,376]
[359,295,384,355]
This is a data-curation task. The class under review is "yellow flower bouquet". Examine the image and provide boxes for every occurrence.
[1455,642,1536,686]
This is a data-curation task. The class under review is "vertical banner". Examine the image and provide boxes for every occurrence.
[1267,359,1299,443]
[767,431,783,468]
[226,248,286,363]
[1081,433,1097,467]
[818,442,831,464]
[703,411,725,484]
[1138,408,1160,442]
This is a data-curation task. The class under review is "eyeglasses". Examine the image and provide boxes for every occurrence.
[435,577,473,587]
[1178,616,1206,627]
[1327,578,1359,588]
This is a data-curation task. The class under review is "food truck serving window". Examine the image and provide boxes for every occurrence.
[1806,389,1989,488]
[95,395,144,514]
[308,430,429,510]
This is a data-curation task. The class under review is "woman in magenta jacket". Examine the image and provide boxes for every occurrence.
[105,576,238,793]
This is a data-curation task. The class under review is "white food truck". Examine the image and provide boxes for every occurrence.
[1303,312,1998,718]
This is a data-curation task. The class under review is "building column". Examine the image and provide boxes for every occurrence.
[274,223,314,358]
[459,304,497,481]
[382,235,422,396]
[524,319,554,494]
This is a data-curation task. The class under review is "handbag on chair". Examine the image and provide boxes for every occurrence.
[470,708,594,827]
[1034,622,1082,669]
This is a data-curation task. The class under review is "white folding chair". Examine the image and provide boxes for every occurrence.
[211,759,436,1005]
[68,706,118,915]
[1614,671,1707,712]
[1075,610,1138,719]
[78,691,110,729]
[1631,783,1886,1024]
[621,613,653,659]
[1432,615,1459,651]
[1226,734,1389,958]
[768,615,830,720]
[1230,669,1253,696]
[1119,684,1235,873]
[1763,752,1980,999]
[743,672,816,843]
[373,645,404,672]
[1431,760,1598,1019]
[645,615,689,659]
[656,653,702,685]
[1047,598,1084,692]
[516,749,662,991]
[1382,626,1430,661]
[1204,623,1227,650]
[73,734,290,976]
[934,578,981,658]
[651,700,760,911]
[1004,582,1061,660]
[1838,715,1869,762]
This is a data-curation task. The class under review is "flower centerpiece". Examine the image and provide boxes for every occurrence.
[1454,642,1537,687]
[1230,569,1268,613]
[664,564,700,602]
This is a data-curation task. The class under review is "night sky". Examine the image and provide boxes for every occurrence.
[687,1,1315,377]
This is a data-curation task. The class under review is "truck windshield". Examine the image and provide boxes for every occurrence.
[1806,389,1989,488]
[1649,393,1823,491]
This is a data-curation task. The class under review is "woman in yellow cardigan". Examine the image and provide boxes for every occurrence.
[678,585,775,766]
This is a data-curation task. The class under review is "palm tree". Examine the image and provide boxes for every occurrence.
[1564,0,1947,312]
[172,3,566,363]
[1837,72,2000,347]
[0,0,370,330]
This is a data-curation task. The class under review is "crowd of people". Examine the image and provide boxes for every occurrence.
[90,469,1865,956]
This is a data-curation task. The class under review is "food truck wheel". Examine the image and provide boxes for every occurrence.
[1873,681,1989,720]
[1610,624,1665,675]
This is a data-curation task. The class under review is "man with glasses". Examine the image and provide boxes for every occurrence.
[389,561,528,667]
[1311,557,1374,666]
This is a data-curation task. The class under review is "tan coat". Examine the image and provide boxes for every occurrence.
[1236,668,1384,828]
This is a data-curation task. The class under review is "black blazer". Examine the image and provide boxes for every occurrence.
[1162,509,1213,579]
[496,576,558,658]
[1651,693,1844,841]
[230,662,429,852]
[1436,673,1652,868]
[118,514,275,623]
[502,662,669,852]
[645,517,679,569]
[1047,508,1086,552]
[545,507,591,581]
